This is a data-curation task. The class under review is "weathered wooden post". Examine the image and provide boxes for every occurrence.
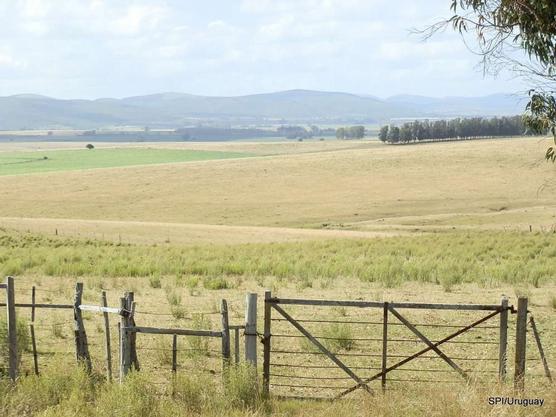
[127,293,139,371]
[30,285,39,375]
[514,297,528,390]
[245,293,257,367]
[262,290,272,396]
[101,291,112,381]
[172,334,178,374]
[381,301,389,392]
[221,299,231,374]
[6,276,18,381]
[119,296,131,382]
[73,282,91,372]
[498,296,509,381]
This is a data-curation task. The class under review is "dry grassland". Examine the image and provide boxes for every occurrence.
[0,137,553,245]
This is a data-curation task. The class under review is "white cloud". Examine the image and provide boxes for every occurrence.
[0,0,523,98]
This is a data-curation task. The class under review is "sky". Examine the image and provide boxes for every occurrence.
[0,0,528,99]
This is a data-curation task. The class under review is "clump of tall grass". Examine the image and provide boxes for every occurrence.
[148,275,162,289]
[323,323,355,351]
[202,277,230,290]
[0,317,29,375]
[550,295,556,310]
[186,314,212,357]
[165,289,182,306]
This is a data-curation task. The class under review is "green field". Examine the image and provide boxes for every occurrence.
[0,148,250,176]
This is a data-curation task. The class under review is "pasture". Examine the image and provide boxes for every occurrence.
[0,148,250,176]
[0,136,555,416]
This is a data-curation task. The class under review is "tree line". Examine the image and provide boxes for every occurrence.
[378,116,537,144]
[336,126,365,139]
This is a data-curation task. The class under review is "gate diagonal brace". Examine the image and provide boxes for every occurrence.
[336,309,501,399]
[271,303,373,394]
[388,306,469,380]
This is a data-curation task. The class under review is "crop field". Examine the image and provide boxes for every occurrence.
[0,137,555,416]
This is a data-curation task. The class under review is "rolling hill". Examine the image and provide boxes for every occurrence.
[0,90,526,130]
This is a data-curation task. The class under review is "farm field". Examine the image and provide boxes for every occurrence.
[0,137,554,243]
[0,136,555,417]
[0,148,251,176]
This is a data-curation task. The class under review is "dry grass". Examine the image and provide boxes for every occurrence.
[0,137,553,246]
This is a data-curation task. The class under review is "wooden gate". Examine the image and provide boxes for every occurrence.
[262,291,526,399]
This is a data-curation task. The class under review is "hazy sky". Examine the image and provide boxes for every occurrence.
[0,0,527,99]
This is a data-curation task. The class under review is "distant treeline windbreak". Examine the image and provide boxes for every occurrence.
[379,116,537,144]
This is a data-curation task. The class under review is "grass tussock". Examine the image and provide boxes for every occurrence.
[1,230,555,288]
[0,317,29,376]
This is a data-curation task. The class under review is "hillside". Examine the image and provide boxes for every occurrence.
[0,90,525,130]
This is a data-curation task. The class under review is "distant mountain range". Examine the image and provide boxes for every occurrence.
[0,90,527,130]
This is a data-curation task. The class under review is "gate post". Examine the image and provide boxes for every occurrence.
[262,290,272,396]
[498,296,509,381]
[245,293,257,367]
[6,276,18,381]
[514,297,528,390]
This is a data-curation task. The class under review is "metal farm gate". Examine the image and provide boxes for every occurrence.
[262,291,550,399]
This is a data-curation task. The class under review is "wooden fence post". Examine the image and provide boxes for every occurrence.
[221,299,231,375]
[172,334,178,374]
[245,293,257,367]
[119,296,131,382]
[381,302,388,392]
[127,293,139,371]
[73,282,91,372]
[262,290,272,396]
[6,276,18,381]
[30,285,39,375]
[498,296,509,381]
[514,297,528,390]
[101,291,112,381]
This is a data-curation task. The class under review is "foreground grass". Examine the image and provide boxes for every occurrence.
[0,148,250,176]
[1,229,555,289]
[0,365,554,417]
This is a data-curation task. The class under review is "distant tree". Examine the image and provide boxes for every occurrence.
[387,126,400,143]
[424,1,556,160]
[336,127,346,140]
[86,143,94,150]
[378,125,389,142]
[349,126,365,139]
